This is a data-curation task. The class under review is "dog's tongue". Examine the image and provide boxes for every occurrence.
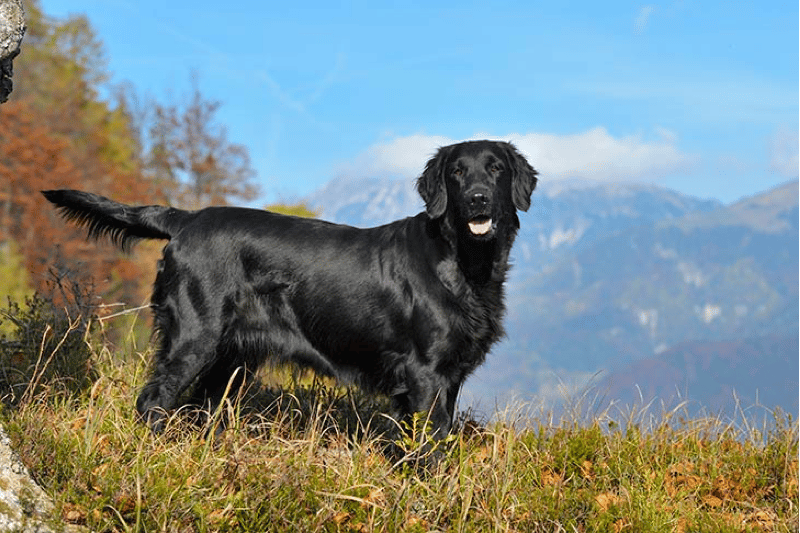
[468,218,493,235]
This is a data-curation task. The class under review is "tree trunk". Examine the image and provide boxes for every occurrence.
[0,0,25,103]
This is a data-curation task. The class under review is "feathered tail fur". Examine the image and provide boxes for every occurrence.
[42,189,191,251]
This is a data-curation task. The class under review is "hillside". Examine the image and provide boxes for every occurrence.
[600,334,799,417]
[0,181,795,532]
[308,178,799,417]
[1,343,797,532]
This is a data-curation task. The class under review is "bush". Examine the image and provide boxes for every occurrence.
[0,272,98,406]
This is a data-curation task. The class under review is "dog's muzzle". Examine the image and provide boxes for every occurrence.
[465,190,495,236]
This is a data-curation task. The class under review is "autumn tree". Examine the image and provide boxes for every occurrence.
[1,1,259,314]
[135,74,258,208]
[0,2,158,305]
[14,2,145,180]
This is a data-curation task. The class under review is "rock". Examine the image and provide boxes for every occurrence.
[0,0,26,103]
[0,424,57,532]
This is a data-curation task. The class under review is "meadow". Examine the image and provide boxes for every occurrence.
[0,292,796,532]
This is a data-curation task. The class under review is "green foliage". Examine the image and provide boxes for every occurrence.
[265,203,319,219]
[0,241,34,336]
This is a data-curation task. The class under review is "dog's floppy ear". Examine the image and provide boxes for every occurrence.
[416,145,453,219]
[504,142,538,212]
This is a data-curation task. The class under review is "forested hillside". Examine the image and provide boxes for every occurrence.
[0,0,258,307]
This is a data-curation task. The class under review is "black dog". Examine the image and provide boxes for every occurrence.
[43,140,537,439]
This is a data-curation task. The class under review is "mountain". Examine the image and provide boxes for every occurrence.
[306,177,799,417]
[508,181,798,364]
[307,176,423,228]
[310,177,723,270]
[599,334,798,419]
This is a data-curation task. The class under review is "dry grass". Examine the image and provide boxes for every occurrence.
[0,312,797,532]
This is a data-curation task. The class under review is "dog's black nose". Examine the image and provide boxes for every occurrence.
[470,192,490,207]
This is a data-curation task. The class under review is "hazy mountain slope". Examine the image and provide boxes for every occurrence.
[306,177,799,416]
[599,334,799,418]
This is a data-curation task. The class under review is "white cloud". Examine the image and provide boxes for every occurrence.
[345,133,453,178]
[507,128,692,181]
[341,128,693,183]
[768,126,799,178]
[654,126,678,144]
[634,5,656,35]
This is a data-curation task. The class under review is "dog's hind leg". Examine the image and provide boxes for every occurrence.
[187,352,256,429]
[136,335,219,433]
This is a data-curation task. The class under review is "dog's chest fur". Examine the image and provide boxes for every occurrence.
[429,252,508,380]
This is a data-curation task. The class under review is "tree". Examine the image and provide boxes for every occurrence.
[265,203,319,219]
[144,75,258,208]
[0,3,157,305]
[0,1,258,313]
[0,100,152,302]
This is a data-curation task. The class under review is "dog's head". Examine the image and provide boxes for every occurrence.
[416,140,538,240]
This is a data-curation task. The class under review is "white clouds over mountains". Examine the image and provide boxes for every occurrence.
[339,127,694,184]
[507,128,693,182]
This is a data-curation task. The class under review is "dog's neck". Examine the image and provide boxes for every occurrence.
[424,212,516,289]
[458,228,518,286]
[458,238,498,285]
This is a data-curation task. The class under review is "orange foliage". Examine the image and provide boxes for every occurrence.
[0,2,256,314]
[0,99,158,305]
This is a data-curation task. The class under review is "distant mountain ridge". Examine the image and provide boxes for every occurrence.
[308,175,423,228]
[306,177,799,417]
[600,334,798,417]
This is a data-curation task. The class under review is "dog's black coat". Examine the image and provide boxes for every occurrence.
[43,140,537,437]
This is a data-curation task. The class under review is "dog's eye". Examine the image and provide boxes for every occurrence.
[489,164,503,173]
[453,168,463,177]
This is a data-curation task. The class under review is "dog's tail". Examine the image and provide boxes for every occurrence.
[42,189,192,251]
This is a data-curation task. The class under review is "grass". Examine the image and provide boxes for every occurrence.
[0,311,797,532]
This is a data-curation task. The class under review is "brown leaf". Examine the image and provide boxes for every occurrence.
[113,491,137,515]
[745,510,776,531]
[580,460,594,479]
[332,511,351,525]
[62,503,86,524]
[541,468,563,487]
[407,516,428,530]
[595,492,620,512]
[701,494,723,508]
[613,518,631,533]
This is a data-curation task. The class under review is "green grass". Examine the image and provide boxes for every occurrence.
[1,323,797,532]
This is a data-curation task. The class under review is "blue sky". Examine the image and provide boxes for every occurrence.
[41,0,798,205]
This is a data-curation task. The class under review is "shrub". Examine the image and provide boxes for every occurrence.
[0,271,98,406]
